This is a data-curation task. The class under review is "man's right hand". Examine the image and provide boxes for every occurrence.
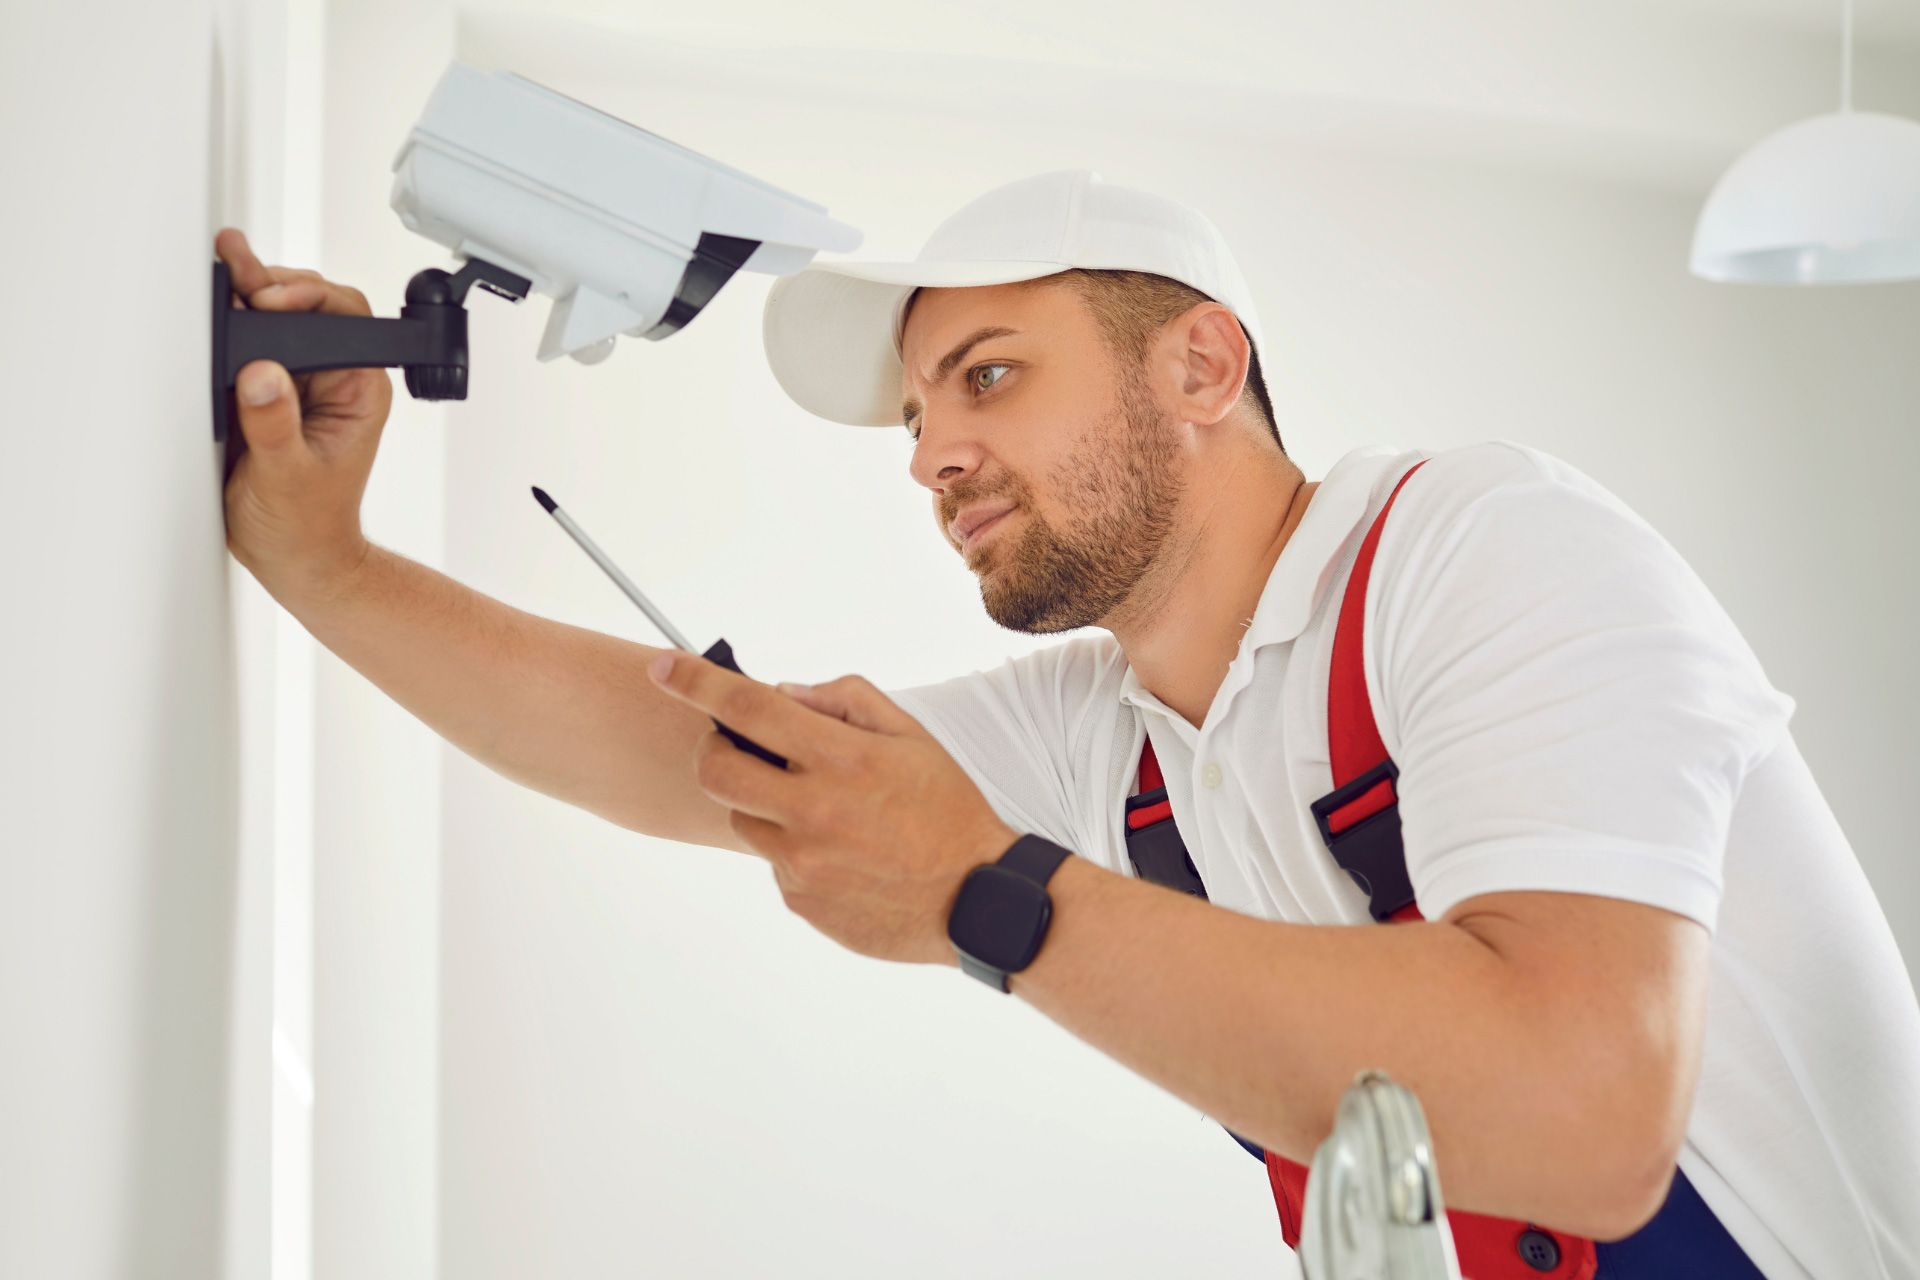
[216,227,393,600]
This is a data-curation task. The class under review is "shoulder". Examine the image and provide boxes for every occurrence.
[889,632,1124,710]
[1356,437,1753,737]
[1384,439,1605,530]
[885,634,1131,857]
[1366,439,1668,600]
[886,632,1128,753]
[1359,438,1790,757]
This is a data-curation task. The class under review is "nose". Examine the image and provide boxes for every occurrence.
[906,406,989,492]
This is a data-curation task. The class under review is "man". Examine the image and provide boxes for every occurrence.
[216,169,1919,1278]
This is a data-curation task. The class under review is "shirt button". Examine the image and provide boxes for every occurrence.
[1201,762,1223,790]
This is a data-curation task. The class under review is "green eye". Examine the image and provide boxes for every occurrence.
[970,363,1010,393]
[905,364,1011,444]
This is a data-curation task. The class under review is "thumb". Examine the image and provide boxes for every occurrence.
[778,675,919,736]
[233,359,309,464]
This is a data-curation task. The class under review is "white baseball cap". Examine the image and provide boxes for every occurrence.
[761,169,1271,428]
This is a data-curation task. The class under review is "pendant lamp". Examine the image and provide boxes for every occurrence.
[1690,0,1920,283]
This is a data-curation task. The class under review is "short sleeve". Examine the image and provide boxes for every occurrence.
[1367,444,1798,931]
[886,636,1120,856]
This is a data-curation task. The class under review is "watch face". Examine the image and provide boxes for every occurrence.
[948,866,1052,971]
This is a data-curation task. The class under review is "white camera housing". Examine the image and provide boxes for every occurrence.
[389,61,862,364]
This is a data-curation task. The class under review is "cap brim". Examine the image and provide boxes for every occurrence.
[763,259,1068,427]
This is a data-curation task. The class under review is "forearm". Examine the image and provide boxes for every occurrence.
[1009,856,1692,1239]
[258,541,739,849]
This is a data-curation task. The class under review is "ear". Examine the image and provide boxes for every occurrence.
[1168,301,1251,429]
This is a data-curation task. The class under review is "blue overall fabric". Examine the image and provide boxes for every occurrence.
[1592,1166,1768,1279]
[1224,1128,1766,1277]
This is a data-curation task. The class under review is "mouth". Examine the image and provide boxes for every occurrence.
[960,507,1013,553]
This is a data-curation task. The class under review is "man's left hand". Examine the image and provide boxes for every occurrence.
[647,651,1018,967]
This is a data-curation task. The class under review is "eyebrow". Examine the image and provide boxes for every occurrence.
[901,326,1020,428]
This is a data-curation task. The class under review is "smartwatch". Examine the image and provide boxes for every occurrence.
[947,833,1074,992]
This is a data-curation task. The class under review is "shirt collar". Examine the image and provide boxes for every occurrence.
[1118,443,1408,713]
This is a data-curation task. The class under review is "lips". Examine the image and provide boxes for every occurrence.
[949,501,1015,548]
[959,508,1012,550]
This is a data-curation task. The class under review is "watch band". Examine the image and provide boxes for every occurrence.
[951,834,1074,992]
[998,832,1073,886]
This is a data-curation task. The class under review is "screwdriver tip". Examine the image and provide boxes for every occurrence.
[531,485,556,514]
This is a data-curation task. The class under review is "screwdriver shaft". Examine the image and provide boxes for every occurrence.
[535,490,695,653]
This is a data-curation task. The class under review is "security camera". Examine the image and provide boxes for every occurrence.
[211,60,863,440]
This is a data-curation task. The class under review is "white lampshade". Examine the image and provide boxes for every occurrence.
[1690,110,1920,284]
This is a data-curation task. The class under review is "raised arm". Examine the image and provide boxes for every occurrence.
[216,227,749,855]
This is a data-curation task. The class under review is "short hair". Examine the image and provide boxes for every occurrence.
[1018,268,1283,453]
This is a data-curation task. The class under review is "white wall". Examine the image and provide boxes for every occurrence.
[210,1,329,1276]
[1,1,438,1274]
[1,0,258,1275]
[213,1,329,1276]
[425,17,1917,1279]
[309,3,453,1278]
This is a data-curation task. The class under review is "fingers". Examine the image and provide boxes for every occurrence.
[693,730,804,829]
[225,269,323,310]
[648,652,859,768]
[232,358,311,467]
[260,276,372,317]
[215,227,372,316]
[216,229,316,301]
[777,675,921,736]
[247,275,373,318]
[216,227,275,297]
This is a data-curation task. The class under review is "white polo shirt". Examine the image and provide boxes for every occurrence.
[887,439,1920,1280]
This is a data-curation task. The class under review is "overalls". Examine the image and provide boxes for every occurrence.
[1120,459,1769,1279]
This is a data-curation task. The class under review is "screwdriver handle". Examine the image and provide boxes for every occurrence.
[699,637,790,769]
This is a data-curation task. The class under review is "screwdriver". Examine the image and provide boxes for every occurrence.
[531,486,789,770]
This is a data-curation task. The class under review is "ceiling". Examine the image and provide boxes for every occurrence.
[1667,0,1919,40]
[458,0,1920,192]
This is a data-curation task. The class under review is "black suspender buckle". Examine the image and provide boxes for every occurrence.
[1309,758,1416,921]
[1123,787,1210,901]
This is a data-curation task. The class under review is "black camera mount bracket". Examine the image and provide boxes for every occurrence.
[211,255,533,441]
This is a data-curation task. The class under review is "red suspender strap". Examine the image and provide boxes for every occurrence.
[1262,457,1598,1280]
[1128,737,1172,830]
[1322,459,1428,926]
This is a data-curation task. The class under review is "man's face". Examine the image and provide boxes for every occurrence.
[899,280,1188,634]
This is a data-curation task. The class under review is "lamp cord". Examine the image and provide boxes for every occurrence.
[1841,0,1854,112]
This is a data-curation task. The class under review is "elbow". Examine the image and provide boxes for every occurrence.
[1550,988,1702,1239]
[1454,896,1710,1242]
[1523,1031,1695,1241]
[1584,1141,1682,1242]
[1564,1069,1692,1241]
[1515,1132,1680,1241]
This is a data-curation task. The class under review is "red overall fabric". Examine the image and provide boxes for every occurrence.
[1137,459,1597,1279]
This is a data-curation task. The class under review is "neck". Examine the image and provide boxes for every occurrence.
[1105,442,1317,730]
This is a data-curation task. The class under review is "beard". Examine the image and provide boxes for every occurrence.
[966,367,1188,633]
